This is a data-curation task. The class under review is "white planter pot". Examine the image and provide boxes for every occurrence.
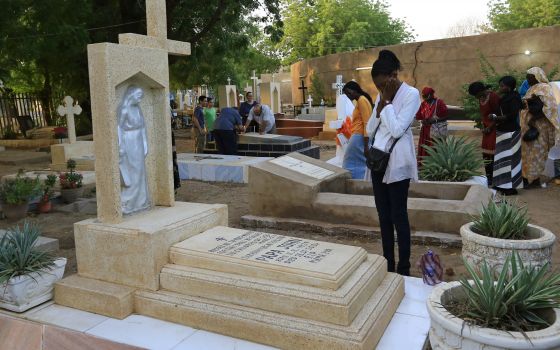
[461,223,555,272]
[428,282,560,350]
[0,258,67,312]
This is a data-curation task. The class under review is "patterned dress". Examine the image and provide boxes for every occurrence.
[521,82,559,183]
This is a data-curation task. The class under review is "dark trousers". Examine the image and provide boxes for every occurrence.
[483,153,494,186]
[214,129,237,155]
[371,172,411,276]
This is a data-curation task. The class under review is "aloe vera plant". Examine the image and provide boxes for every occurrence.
[0,221,56,284]
[472,199,529,239]
[445,252,560,332]
[419,136,484,182]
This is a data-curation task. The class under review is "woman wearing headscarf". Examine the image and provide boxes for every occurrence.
[366,50,421,276]
[521,67,559,188]
[415,86,448,168]
[342,81,374,179]
[491,76,523,195]
[468,81,500,186]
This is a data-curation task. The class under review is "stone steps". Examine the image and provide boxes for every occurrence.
[159,254,387,326]
[135,272,404,350]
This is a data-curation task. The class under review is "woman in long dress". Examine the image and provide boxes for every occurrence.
[118,85,150,214]
[521,67,559,188]
[415,86,448,168]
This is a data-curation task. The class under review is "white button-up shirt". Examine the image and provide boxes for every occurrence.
[366,82,421,184]
[247,104,276,133]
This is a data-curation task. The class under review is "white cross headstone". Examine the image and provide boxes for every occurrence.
[227,77,232,85]
[272,73,276,83]
[307,94,313,108]
[57,96,82,144]
[251,70,259,96]
[331,75,345,97]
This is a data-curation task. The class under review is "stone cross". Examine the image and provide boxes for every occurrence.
[298,80,308,105]
[272,73,276,83]
[227,77,232,85]
[307,94,313,108]
[57,96,82,144]
[332,75,345,97]
[251,70,259,96]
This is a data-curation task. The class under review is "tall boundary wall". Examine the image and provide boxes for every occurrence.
[291,25,560,106]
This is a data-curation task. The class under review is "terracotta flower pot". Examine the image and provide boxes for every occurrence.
[37,199,52,213]
[1,201,29,221]
[60,187,84,204]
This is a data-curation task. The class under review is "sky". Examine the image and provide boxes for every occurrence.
[387,0,491,41]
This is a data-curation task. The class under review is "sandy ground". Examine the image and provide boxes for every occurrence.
[1,130,559,281]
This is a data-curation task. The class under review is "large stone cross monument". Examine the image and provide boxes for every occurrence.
[89,0,189,223]
[57,96,82,144]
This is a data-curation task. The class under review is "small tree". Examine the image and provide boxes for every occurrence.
[309,74,326,103]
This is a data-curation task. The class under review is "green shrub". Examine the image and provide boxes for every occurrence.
[0,171,42,205]
[445,252,560,332]
[419,136,484,182]
[0,221,56,284]
[472,199,530,239]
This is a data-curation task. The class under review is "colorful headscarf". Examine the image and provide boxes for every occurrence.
[527,67,549,84]
[422,87,435,96]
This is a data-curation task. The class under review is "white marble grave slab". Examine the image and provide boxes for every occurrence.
[270,155,334,179]
[170,226,367,289]
[177,153,272,183]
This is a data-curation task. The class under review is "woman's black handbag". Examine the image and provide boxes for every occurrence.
[366,119,408,173]
[523,126,539,142]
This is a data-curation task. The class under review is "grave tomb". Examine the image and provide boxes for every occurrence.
[245,153,493,238]
[204,132,320,159]
[275,118,324,138]
[177,153,272,183]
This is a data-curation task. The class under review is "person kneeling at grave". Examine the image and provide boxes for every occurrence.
[243,103,276,134]
[214,107,244,155]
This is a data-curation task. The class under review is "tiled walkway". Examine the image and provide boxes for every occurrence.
[0,277,433,350]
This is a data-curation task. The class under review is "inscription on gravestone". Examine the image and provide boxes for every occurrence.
[209,231,333,265]
[270,156,334,179]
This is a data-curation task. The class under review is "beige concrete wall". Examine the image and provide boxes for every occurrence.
[291,25,560,106]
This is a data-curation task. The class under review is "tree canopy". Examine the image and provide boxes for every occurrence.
[0,0,283,125]
[488,0,560,31]
[278,0,413,65]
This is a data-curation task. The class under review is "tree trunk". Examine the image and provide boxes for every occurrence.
[40,68,53,126]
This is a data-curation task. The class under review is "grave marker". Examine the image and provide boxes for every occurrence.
[56,96,82,144]
[331,75,345,97]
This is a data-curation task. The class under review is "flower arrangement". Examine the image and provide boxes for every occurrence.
[41,174,57,201]
[59,159,83,189]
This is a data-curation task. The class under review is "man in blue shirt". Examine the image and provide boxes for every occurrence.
[193,95,207,153]
[213,107,243,155]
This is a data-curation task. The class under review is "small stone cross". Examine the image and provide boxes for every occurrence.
[251,70,259,93]
[332,75,345,96]
[227,77,232,85]
[272,73,276,83]
[307,94,313,108]
[57,96,82,144]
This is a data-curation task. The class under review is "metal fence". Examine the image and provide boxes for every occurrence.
[0,93,50,137]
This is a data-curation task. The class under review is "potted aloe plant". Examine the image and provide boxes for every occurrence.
[38,174,57,213]
[59,159,83,204]
[0,221,67,312]
[428,252,560,349]
[0,171,42,220]
[461,199,555,272]
[419,136,485,182]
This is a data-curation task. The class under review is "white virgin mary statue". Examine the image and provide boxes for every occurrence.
[118,85,150,214]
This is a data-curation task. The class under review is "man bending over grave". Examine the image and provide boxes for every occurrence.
[244,103,276,134]
[193,95,207,153]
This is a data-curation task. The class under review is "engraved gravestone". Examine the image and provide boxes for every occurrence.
[171,226,367,289]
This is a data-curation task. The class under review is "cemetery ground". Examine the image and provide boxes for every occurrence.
[1,131,559,282]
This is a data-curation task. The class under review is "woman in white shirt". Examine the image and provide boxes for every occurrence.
[366,50,421,276]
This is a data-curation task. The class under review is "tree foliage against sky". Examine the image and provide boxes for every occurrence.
[488,0,560,31]
[0,0,283,124]
[278,0,414,65]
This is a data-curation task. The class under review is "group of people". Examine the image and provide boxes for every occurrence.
[191,92,277,155]
[468,67,559,195]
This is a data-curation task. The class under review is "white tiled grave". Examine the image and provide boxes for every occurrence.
[1,276,433,350]
[177,153,272,183]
